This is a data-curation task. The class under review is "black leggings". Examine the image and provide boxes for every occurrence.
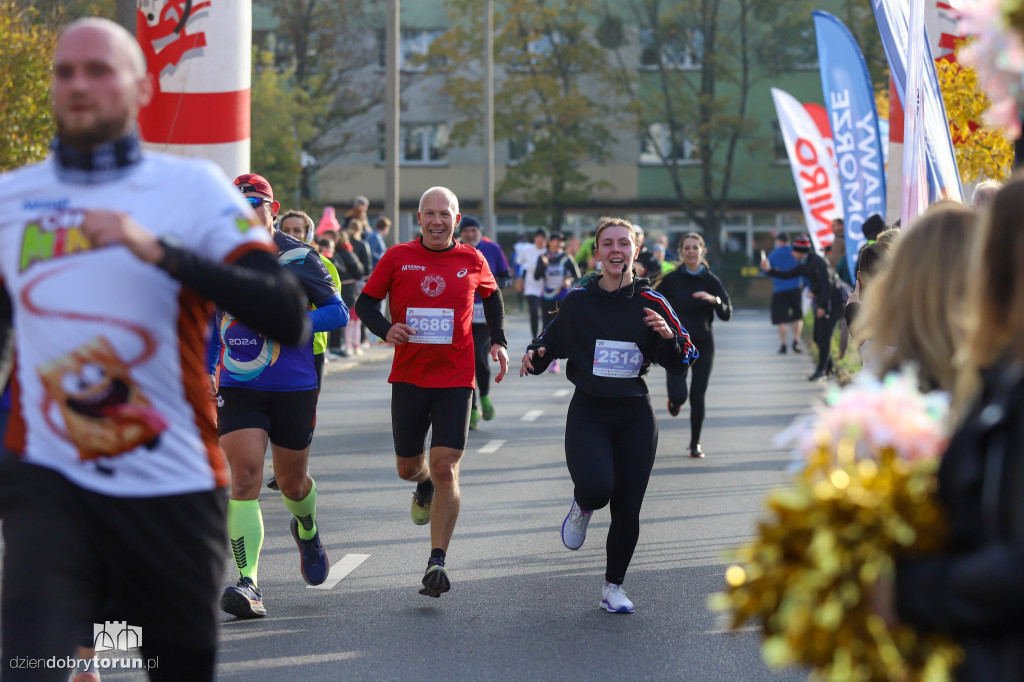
[565,391,657,585]
[526,295,542,338]
[813,313,839,374]
[471,323,491,409]
[540,298,559,331]
[666,334,714,447]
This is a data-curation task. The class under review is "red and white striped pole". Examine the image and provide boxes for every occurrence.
[136,0,251,178]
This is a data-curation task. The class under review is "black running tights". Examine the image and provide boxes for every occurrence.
[666,334,714,447]
[526,295,543,338]
[813,314,839,374]
[565,391,657,585]
[471,323,491,410]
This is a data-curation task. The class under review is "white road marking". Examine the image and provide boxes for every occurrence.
[553,389,572,398]
[307,553,370,590]
[479,439,506,453]
[521,409,543,422]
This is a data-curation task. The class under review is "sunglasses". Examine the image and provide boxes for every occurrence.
[245,196,272,209]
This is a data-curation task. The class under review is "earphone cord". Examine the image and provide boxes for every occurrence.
[613,266,625,298]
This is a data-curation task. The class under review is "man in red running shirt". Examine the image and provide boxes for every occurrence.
[355,186,509,598]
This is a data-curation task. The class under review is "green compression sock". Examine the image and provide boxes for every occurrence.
[282,478,318,540]
[227,499,264,585]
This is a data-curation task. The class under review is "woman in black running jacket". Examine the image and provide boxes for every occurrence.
[655,232,731,458]
[519,218,698,614]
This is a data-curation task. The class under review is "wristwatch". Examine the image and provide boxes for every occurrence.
[715,296,722,306]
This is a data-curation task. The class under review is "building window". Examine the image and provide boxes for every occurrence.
[508,135,534,164]
[639,123,698,165]
[509,29,570,71]
[377,29,444,72]
[377,123,450,165]
[639,27,703,70]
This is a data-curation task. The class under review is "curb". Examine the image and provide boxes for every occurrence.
[323,344,394,376]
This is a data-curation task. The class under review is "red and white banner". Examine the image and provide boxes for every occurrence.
[927,1,963,62]
[137,0,251,178]
[771,88,841,254]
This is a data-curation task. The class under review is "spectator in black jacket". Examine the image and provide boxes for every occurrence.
[521,217,697,615]
[347,218,374,348]
[883,173,1024,681]
[331,230,365,357]
[854,202,973,392]
[656,232,731,457]
[761,235,844,380]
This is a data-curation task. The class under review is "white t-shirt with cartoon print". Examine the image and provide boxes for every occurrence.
[0,153,270,497]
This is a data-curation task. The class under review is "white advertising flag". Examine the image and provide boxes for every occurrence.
[771,88,842,254]
[902,0,929,226]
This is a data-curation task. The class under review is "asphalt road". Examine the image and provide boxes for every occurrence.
[23,307,827,681]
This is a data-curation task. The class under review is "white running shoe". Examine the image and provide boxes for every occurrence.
[561,499,591,550]
[601,582,635,614]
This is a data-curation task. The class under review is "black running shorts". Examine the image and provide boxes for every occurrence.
[390,382,473,457]
[0,458,227,678]
[771,288,804,325]
[217,386,318,450]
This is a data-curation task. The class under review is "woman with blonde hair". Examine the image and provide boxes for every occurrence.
[853,201,976,393]
[885,173,1024,680]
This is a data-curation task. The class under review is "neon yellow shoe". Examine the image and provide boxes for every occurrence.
[411,488,432,525]
[469,408,480,430]
[481,395,495,420]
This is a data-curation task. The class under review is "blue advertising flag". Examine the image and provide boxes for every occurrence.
[813,11,887,282]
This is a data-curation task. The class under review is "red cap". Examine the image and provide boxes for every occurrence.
[792,236,812,252]
[233,173,274,201]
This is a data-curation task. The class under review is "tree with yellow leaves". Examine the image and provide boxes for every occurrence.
[0,4,58,170]
[937,45,1013,186]
[0,1,116,171]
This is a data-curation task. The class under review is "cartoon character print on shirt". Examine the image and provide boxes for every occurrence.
[38,337,167,460]
[20,257,168,464]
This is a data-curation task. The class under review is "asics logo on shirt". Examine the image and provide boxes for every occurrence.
[456,268,468,278]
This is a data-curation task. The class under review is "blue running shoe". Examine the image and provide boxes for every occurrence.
[220,576,267,618]
[291,517,330,586]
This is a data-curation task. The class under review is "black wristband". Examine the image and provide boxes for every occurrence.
[156,237,183,275]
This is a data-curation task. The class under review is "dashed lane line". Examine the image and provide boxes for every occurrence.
[479,440,506,453]
[521,410,543,422]
[307,553,370,590]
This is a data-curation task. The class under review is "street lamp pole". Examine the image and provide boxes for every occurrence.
[385,0,401,245]
[115,0,135,32]
[483,0,495,240]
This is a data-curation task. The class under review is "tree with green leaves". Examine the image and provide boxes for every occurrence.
[431,0,617,232]
[250,49,313,203]
[600,0,824,265]
[255,0,382,202]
